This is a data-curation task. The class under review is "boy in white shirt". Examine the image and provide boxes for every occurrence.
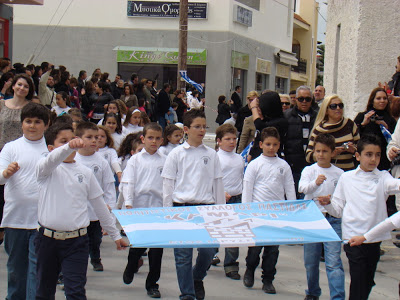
[242,127,296,295]
[215,124,244,280]
[162,109,225,300]
[319,134,400,300]
[123,122,165,298]
[35,123,128,300]
[74,122,116,272]
[298,133,344,300]
[0,102,49,300]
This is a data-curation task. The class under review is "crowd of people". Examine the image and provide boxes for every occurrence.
[0,56,400,300]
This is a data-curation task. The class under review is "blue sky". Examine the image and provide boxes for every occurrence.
[316,0,327,43]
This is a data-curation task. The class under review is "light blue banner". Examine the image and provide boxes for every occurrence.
[113,200,341,248]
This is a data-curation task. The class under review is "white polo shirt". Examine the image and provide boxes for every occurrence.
[159,143,178,157]
[299,163,343,213]
[162,142,223,205]
[122,124,143,137]
[111,132,124,151]
[98,146,121,174]
[0,136,48,229]
[217,149,244,196]
[124,148,166,208]
[242,154,296,203]
[36,143,121,241]
[326,166,400,243]
[75,152,116,221]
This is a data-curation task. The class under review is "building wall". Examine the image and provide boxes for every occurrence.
[324,0,400,118]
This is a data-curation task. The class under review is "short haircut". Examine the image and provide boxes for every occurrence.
[143,122,162,137]
[296,85,311,97]
[75,121,98,137]
[192,90,199,97]
[314,133,336,151]
[235,86,241,91]
[171,102,178,108]
[183,109,206,127]
[52,114,73,126]
[216,124,237,142]
[163,83,171,90]
[131,73,138,81]
[44,123,73,146]
[218,95,226,103]
[260,127,280,142]
[21,102,50,125]
[11,74,34,100]
[289,90,296,95]
[356,134,382,154]
[68,107,82,119]
[78,70,86,78]
[41,62,49,71]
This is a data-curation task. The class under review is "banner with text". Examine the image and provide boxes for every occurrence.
[114,200,341,248]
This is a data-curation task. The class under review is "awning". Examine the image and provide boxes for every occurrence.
[276,50,298,66]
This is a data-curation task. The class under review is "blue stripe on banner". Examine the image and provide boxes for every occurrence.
[113,200,341,248]
[179,70,203,93]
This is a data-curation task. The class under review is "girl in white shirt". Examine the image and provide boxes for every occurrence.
[122,108,143,137]
[97,125,122,182]
[159,124,183,156]
[52,92,71,116]
[102,113,123,151]
[97,100,125,125]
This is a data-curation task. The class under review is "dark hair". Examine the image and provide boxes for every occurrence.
[97,81,110,92]
[118,132,143,159]
[258,91,283,119]
[183,109,206,127]
[289,90,296,95]
[69,77,78,86]
[123,107,141,127]
[105,100,122,115]
[60,71,70,83]
[103,112,122,134]
[59,65,67,73]
[163,83,171,90]
[162,124,181,146]
[235,86,241,91]
[216,124,237,142]
[40,62,49,72]
[98,125,114,149]
[52,114,73,126]
[57,91,71,107]
[146,79,152,84]
[174,89,184,96]
[218,95,226,104]
[171,102,178,109]
[356,134,382,154]
[366,87,390,114]
[143,122,162,137]
[11,74,34,100]
[130,73,138,82]
[21,102,50,125]
[100,72,109,82]
[75,121,98,138]
[84,80,94,95]
[115,99,128,115]
[124,83,134,95]
[192,90,199,97]
[68,107,82,119]
[314,133,336,151]
[78,70,86,78]
[140,111,150,126]
[391,97,400,120]
[138,98,145,107]
[260,127,280,142]
[44,123,73,146]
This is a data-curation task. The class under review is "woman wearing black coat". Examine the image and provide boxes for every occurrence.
[215,95,231,125]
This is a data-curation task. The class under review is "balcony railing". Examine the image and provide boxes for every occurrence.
[291,58,307,74]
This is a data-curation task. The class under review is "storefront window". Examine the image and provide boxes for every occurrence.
[232,68,246,98]
[275,77,287,94]
[255,73,269,93]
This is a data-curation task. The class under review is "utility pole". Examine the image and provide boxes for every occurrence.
[177,0,188,90]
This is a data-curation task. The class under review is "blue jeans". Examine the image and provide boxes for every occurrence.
[224,194,241,273]
[4,228,37,300]
[174,247,217,299]
[304,214,345,299]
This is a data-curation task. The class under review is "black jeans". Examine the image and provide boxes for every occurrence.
[344,242,381,300]
[87,221,102,261]
[35,228,89,300]
[245,245,279,283]
[127,248,163,290]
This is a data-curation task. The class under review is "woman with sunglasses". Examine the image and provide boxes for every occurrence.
[306,95,360,171]
[354,87,396,171]
[279,94,291,112]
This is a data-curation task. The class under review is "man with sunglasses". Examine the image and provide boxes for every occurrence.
[283,86,317,198]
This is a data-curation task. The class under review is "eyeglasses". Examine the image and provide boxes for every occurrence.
[190,125,207,130]
[281,102,290,106]
[328,103,344,110]
[297,97,312,103]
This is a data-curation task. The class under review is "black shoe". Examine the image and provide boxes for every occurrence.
[226,271,241,280]
[147,288,161,298]
[194,280,205,300]
[304,295,319,300]
[211,255,220,266]
[123,263,134,284]
[243,269,254,288]
[262,282,276,294]
[90,259,103,272]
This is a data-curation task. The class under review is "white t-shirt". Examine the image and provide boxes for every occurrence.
[299,163,343,213]
[36,143,121,241]
[51,105,71,116]
[162,142,224,205]
[98,146,121,174]
[159,143,179,157]
[122,124,143,137]
[111,132,124,151]
[75,152,116,221]
[119,154,131,172]
[124,148,166,208]
[326,166,400,243]
[217,149,244,196]
[242,154,296,203]
[0,136,48,229]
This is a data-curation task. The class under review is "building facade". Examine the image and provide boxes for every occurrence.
[324,0,400,118]
[12,0,298,125]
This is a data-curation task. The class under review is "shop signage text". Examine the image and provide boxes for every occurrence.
[117,49,207,65]
[127,1,208,19]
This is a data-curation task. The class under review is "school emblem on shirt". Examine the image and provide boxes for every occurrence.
[201,156,211,165]
[104,154,109,160]
[278,167,284,175]
[371,178,379,184]
[157,166,163,175]
[75,173,85,183]
[332,179,338,187]
[93,165,100,174]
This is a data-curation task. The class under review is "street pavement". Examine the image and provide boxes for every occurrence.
[0,237,399,299]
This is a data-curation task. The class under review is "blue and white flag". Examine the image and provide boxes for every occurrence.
[114,200,341,248]
[179,70,203,94]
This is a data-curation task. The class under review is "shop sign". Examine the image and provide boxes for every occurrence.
[256,58,271,75]
[231,51,249,70]
[117,49,207,65]
[233,4,252,27]
[276,63,290,79]
[127,1,208,19]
